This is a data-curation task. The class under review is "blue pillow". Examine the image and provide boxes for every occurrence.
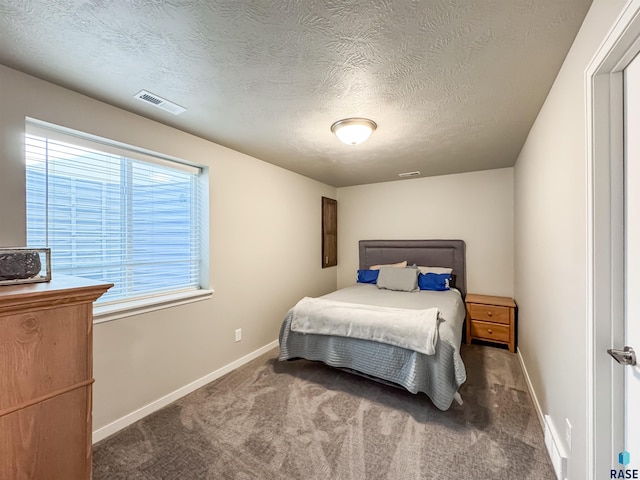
[418,273,450,291]
[357,269,379,284]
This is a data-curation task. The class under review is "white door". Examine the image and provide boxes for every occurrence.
[622,51,640,467]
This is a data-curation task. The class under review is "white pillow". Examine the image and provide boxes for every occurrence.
[369,260,407,270]
[417,266,453,275]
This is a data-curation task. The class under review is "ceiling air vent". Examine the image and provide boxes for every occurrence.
[398,171,421,178]
[134,90,186,115]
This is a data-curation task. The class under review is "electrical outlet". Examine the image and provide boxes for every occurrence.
[234,328,242,342]
[565,418,572,451]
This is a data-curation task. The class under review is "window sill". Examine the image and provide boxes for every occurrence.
[93,289,214,324]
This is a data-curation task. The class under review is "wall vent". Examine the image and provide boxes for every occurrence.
[134,90,186,115]
[398,171,421,178]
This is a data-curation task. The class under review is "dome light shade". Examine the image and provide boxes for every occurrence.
[331,118,377,145]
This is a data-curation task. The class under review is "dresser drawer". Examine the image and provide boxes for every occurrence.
[470,320,510,343]
[468,303,511,325]
[0,386,91,480]
[0,304,91,412]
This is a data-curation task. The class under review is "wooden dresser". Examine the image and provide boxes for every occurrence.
[465,293,517,353]
[0,275,112,480]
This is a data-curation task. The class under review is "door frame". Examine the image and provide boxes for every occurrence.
[587,1,640,478]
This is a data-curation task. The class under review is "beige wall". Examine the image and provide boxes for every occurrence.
[336,168,514,297]
[514,1,627,478]
[0,65,337,430]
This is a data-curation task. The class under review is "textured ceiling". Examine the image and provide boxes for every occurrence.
[0,0,592,187]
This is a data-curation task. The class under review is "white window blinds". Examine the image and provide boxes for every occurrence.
[25,122,203,304]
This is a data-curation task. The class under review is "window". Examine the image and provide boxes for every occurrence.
[25,120,209,313]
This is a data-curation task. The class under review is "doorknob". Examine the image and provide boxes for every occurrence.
[607,346,637,366]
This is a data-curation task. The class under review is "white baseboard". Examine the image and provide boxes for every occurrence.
[518,347,568,480]
[92,339,279,444]
[516,347,545,429]
[545,414,569,480]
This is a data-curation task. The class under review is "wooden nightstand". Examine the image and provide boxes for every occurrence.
[465,294,517,353]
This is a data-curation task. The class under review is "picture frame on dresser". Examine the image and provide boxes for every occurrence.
[0,247,51,286]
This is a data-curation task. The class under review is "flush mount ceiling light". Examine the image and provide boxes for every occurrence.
[330,118,377,145]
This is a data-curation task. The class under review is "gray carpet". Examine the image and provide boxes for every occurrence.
[93,344,555,479]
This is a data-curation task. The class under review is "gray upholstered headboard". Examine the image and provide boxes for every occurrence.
[359,240,467,298]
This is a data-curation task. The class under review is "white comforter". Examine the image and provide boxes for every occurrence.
[290,296,441,355]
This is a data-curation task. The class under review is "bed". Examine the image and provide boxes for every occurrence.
[278,239,467,410]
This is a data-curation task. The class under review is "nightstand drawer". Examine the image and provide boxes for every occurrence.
[468,304,510,325]
[470,320,510,343]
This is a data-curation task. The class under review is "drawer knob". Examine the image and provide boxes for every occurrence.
[487,311,493,317]
[488,329,493,334]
